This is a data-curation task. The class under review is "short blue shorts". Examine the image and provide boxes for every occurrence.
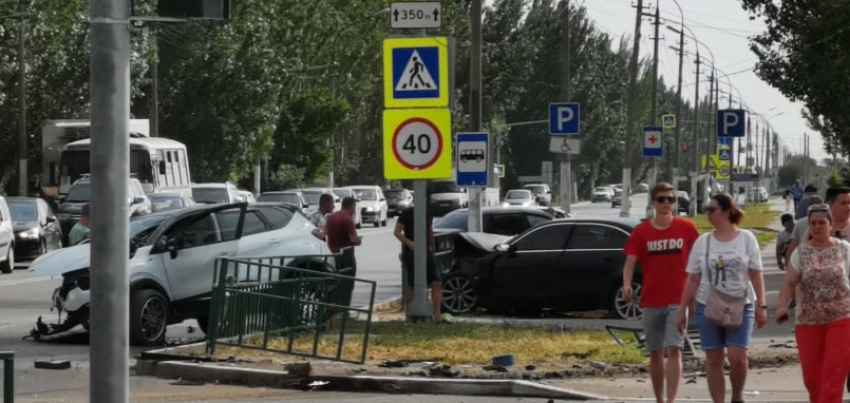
[695,303,755,350]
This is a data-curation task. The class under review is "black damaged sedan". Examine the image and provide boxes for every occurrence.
[441,218,643,320]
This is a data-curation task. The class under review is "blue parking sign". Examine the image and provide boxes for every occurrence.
[549,103,580,135]
[717,109,746,137]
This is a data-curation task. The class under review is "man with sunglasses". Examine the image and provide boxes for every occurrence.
[623,182,700,403]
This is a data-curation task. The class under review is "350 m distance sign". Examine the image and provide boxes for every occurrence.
[383,108,452,180]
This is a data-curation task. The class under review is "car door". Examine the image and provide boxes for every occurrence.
[232,210,272,257]
[0,199,11,260]
[559,223,630,309]
[159,205,244,302]
[485,223,572,307]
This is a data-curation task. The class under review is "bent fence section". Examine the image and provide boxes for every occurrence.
[205,249,376,364]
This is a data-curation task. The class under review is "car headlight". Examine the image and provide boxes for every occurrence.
[501,202,510,207]
[364,206,375,212]
[18,228,39,239]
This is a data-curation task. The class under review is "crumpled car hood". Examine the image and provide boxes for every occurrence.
[31,244,91,276]
[458,232,511,251]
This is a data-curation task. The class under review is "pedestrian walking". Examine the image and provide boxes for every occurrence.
[796,184,818,219]
[791,179,804,213]
[623,182,699,403]
[394,198,443,323]
[784,189,793,212]
[308,193,334,240]
[676,193,767,403]
[776,213,794,271]
[776,204,850,403]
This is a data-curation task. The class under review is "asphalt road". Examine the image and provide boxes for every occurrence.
[0,195,792,402]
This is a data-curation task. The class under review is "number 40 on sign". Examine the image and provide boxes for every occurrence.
[383,108,452,180]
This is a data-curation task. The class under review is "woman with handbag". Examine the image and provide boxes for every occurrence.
[675,193,767,403]
[776,204,850,403]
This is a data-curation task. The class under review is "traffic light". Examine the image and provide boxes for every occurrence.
[157,0,231,20]
[681,144,688,152]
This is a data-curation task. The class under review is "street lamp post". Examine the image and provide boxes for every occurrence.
[1,11,30,196]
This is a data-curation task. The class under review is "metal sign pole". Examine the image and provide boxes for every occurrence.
[408,179,431,319]
[89,0,131,400]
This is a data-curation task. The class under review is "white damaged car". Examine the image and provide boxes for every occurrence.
[31,203,332,345]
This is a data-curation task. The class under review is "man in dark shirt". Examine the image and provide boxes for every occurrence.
[394,203,442,322]
[326,196,362,257]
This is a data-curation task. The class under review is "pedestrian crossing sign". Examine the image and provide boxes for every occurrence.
[383,37,449,108]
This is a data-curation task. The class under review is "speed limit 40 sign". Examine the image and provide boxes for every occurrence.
[383,108,452,179]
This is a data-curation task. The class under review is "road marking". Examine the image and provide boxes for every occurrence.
[0,276,55,288]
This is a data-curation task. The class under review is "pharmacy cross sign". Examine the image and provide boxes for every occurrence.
[648,134,658,144]
[642,126,663,157]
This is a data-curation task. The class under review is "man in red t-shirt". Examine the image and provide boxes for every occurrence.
[623,182,699,403]
[326,196,362,266]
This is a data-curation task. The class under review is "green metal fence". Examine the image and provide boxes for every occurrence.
[1,351,12,403]
[205,249,376,364]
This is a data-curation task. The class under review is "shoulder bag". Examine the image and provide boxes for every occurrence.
[703,233,747,329]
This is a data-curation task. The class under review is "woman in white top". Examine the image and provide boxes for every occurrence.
[776,204,850,403]
[675,193,767,403]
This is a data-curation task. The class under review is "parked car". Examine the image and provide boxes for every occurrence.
[298,188,340,214]
[191,182,243,205]
[0,196,14,273]
[257,191,309,214]
[429,181,468,216]
[523,184,551,206]
[748,186,769,203]
[502,189,535,207]
[7,197,63,261]
[676,191,690,214]
[56,176,151,243]
[592,187,614,203]
[435,207,555,237]
[611,188,624,208]
[440,218,642,320]
[149,192,196,213]
[31,203,332,345]
[385,188,414,217]
[332,188,363,229]
[238,190,256,203]
[347,186,388,227]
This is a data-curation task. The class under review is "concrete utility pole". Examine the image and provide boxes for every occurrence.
[467,0,483,232]
[688,53,700,217]
[645,5,660,217]
[713,73,719,158]
[670,28,684,182]
[621,0,644,218]
[151,25,159,137]
[559,0,572,214]
[89,0,131,400]
[703,70,714,176]
[18,10,27,197]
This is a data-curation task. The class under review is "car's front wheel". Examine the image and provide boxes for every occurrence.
[0,247,14,274]
[611,282,642,320]
[441,273,477,314]
[130,289,169,346]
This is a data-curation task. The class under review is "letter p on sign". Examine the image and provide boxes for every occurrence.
[716,109,746,137]
[549,102,580,135]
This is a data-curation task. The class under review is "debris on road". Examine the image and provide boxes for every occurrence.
[34,359,71,370]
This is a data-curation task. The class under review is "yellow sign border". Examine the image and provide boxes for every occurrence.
[662,114,676,130]
[383,37,449,109]
[383,108,452,180]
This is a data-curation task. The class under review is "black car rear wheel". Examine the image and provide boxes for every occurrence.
[130,289,169,346]
[441,273,477,314]
[611,282,642,320]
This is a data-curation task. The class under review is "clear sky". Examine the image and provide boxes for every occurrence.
[484,0,826,162]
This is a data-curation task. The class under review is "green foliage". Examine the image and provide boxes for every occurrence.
[739,0,850,154]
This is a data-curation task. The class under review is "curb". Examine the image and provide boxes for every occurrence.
[134,360,606,401]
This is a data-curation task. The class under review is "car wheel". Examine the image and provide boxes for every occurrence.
[0,248,13,274]
[130,289,169,346]
[441,273,477,314]
[611,282,642,321]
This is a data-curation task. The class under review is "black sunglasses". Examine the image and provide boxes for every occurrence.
[655,196,676,204]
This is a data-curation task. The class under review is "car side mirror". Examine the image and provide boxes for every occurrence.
[495,243,512,253]
[132,196,146,205]
[235,196,245,203]
[380,197,385,202]
[463,189,468,193]
[547,190,552,194]
[46,215,57,223]
[166,238,179,259]
[58,194,66,202]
